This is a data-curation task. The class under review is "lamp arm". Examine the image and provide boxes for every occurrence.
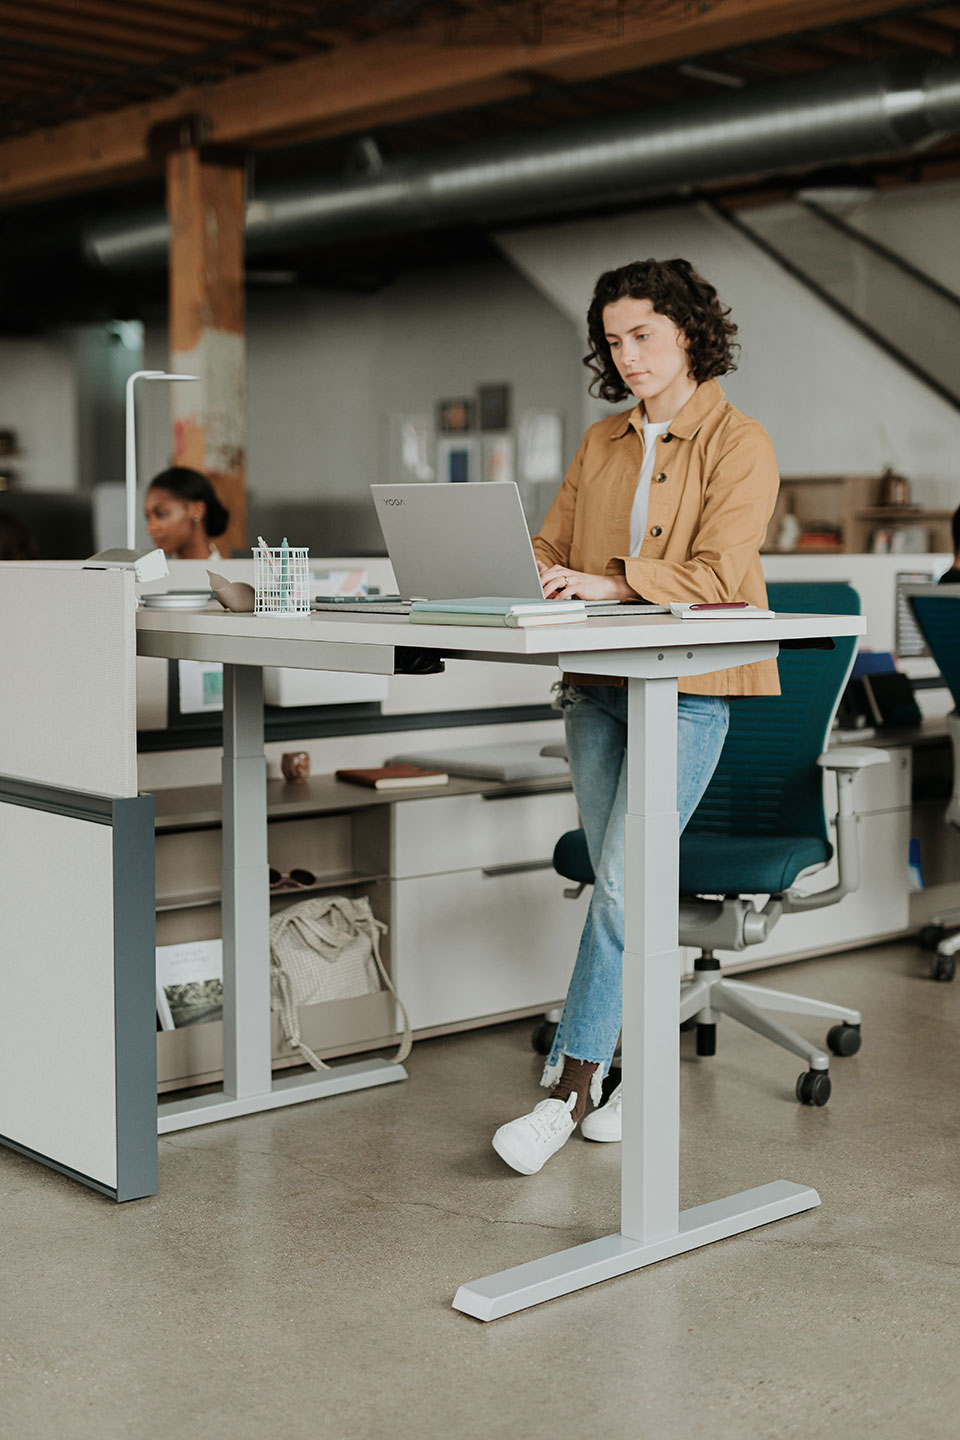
[124,370,199,549]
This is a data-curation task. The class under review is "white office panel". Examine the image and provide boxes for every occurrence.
[0,803,118,1189]
[0,565,137,797]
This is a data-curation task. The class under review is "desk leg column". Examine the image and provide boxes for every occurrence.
[221,663,272,1100]
[621,676,680,1242]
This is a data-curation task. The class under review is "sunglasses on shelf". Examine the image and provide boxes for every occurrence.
[269,867,318,890]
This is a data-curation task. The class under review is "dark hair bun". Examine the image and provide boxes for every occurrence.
[147,466,229,538]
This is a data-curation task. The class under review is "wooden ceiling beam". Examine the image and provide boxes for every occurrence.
[0,0,934,208]
[0,14,189,65]
[866,15,959,51]
[18,0,245,47]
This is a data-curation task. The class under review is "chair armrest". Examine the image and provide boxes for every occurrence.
[818,747,890,771]
[784,747,890,913]
[540,742,569,760]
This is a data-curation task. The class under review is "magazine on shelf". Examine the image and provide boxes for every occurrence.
[156,938,224,1029]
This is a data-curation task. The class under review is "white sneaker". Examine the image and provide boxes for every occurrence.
[580,1084,622,1143]
[492,1092,578,1174]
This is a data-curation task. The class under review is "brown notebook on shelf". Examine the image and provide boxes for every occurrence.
[335,764,449,790]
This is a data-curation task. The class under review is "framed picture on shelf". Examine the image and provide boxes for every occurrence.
[436,434,479,484]
[436,397,475,433]
[478,383,511,432]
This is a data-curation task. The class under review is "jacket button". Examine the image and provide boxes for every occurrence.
[650,525,662,537]
[662,433,674,443]
[656,472,667,483]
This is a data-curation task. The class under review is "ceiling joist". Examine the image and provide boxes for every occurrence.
[0,0,939,209]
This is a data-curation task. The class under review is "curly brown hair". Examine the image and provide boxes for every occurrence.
[584,258,739,403]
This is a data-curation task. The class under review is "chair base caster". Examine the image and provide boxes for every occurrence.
[918,923,945,952]
[826,1022,861,1057]
[796,1070,831,1106]
[531,1020,557,1055]
[932,953,956,983]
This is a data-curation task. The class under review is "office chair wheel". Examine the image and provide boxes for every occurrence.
[826,1022,861,1057]
[919,924,945,951]
[796,1070,831,1106]
[531,1020,558,1054]
[932,953,956,983]
[696,1023,717,1057]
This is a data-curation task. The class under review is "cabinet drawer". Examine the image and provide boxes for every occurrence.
[392,789,579,878]
[391,866,589,1030]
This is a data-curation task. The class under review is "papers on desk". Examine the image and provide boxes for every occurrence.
[410,597,588,627]
[669,602,774,619]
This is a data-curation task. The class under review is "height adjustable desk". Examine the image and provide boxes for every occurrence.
[137,601,863,1319]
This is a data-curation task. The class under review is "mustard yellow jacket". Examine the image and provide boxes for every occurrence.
[532,379,780,697]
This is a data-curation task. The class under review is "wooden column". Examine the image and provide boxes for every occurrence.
[165,146,247,557]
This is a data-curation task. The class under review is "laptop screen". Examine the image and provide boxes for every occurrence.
[370,482,545,601]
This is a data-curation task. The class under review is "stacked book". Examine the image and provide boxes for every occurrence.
[409,597,588,628]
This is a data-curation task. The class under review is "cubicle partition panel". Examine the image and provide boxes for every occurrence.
[0,566,156,1201]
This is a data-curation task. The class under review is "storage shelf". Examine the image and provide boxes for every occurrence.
[855,508,953,520]
[156,871,388,912]
[152,772,571,831]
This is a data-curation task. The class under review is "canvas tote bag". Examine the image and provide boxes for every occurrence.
[270,894,412,1071]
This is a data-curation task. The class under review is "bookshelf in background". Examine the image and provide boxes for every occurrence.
[765,475,953,555]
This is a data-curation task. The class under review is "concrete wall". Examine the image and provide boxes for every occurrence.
[0,334,78,491]
[496,194,960,511]
[842,179,960,297]
[3,182,959,523]
[138,256,584,523]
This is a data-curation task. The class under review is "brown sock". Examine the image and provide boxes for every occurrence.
[551,1057,597,1126]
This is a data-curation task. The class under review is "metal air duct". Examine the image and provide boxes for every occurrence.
[84,56,960,272]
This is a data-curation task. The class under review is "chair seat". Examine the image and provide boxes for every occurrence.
[680,831,830,896]
[554,827,831,897]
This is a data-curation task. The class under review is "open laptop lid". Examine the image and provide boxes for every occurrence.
[370,482,544,601]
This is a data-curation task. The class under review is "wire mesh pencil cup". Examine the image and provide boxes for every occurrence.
[253,546,310,616]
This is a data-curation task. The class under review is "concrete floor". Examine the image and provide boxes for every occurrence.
[2,939,958,1440]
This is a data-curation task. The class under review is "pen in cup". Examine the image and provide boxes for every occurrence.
[257,535,276,575]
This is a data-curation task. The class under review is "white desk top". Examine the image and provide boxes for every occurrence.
[136,605,865,666]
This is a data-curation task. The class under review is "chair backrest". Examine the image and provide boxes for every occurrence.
[685,581,861,845]
[907,588,960,711]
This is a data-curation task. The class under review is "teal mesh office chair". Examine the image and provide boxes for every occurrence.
[550,582,887,1106]
[905,585,960,981]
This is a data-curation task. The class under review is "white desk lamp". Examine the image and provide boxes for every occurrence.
[125,369,200,549]
[86,370,200,581]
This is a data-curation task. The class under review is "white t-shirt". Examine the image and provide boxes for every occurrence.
[629,416,673,556]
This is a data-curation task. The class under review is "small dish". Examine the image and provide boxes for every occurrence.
[140,590,214,610]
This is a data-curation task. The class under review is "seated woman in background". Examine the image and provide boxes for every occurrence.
[145,466,229,559]
[0,511,41,561]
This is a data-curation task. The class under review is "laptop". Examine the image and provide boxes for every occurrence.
[312,482,666,616]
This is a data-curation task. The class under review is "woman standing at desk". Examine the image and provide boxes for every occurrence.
[144,466,229,560]
[492,257,780,1175]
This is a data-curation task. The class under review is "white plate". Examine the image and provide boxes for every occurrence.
[141,590,213,610]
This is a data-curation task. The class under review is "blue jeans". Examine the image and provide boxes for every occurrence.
[543,684,730,1097]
